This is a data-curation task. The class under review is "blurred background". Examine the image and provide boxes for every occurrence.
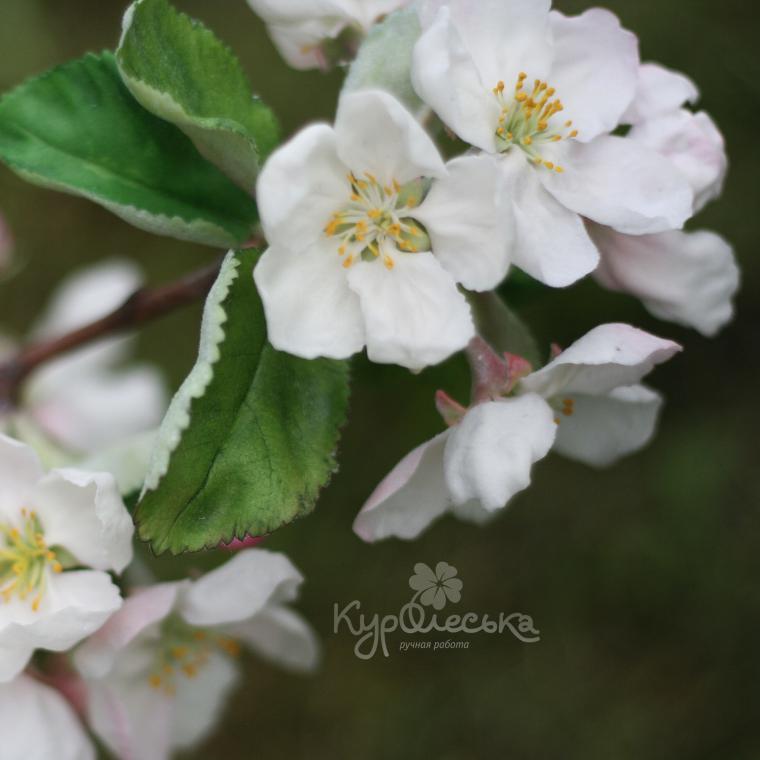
[1,0,758,757]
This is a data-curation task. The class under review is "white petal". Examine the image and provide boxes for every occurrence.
[0,642,34,683]
[254,242,365,360]
[591,225,739,337]
[521,323,681,399]
[31,468,134,573]
[443,396,557,512]
[629,109,727,212]
[334,90,445,185]
[540,135,694,234]
[504,155,599,287]
[411,5,502,152]
[0,435,43,520]
[31,260,142,340]
[450,498,499,526]
[623,62,699,124]
[414,154,512,291]
[256,124,347,250]
[0,675,95,760]
[548,9,639,141]
[179,549,304,628]
[171,651,240,751]
[84,677,173,760]
[347,251,474,370]
[0,571,123,673]
[224,605,320,672]
[353,432,451,542]
[554,385,663,467]
[74,584,183,680]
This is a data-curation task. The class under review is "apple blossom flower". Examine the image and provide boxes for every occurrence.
[411,0,694,287]
[590,64,739,337]
[247,0,410,70]
[74,549,319,760]
[354,324,681,541]
[0,673,95,760]
[0,435,133,682]
[255,89,509,370]
[0,260,167,457]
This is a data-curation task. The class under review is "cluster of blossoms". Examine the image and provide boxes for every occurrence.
[249,0,738,539]
[0,0,739,757]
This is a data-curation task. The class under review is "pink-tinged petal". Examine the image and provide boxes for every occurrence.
[32,468,134,573]
[540,135,694,235]
[623,62,699,124]
[548,9,639,142]
[254,242,365,361]
[554,384,663,467]
[179,549,304,628]
[591,225,739,337]
[353,432,451,542]
[74,584,184,680]
[521,323,682,399]
[412,5,503,152]
[219,534,267,552]
[347,252,474,370]
[415,154,513,291]
[335,90,446,186]
[503,155,599,287]
[0,435,43,519]
[629,109,727,213]
[443,396,557,512]
[0,675,95,760]
[256,124,347,250]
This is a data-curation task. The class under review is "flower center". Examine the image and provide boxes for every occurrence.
[324,172,429,271]
[147,617,241,696]
[551,397,575,425]
[0,508,62,611]
[493,73,579,172]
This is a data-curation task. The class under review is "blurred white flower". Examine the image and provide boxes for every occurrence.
[255,89,510,370]
[0,435,133,682]
[411,0,694,287]
[1,260,167,457]
[75,549,319,760]
[591,63,739,336]
[247,0,410,70]
[0,673,95,760]
[354,324,681,541]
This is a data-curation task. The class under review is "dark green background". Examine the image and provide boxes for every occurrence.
[1,1,758,758]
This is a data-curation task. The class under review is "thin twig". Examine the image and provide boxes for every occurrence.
[0,259,222,411]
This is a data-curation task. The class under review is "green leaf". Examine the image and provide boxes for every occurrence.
[118,0,279,191]
[468,291,543,369]
[343,7,424,115]
[137,249,350,554]
[0,53,258,247]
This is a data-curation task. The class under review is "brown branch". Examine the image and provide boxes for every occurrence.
[0,259,222,411]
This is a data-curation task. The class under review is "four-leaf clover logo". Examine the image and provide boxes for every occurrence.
[409,562,463,610]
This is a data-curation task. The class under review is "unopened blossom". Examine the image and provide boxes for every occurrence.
[0,260,167,456]
[354,324,681,541]
[247,0,410,70]
[255,89,508,370]
[0,674,95,760]
[0,435,133,681]
[411,0,694,287]
[590,63,739,336]
[75,549,319,760]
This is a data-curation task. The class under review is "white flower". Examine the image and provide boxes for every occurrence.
[590,63,739,337]
[411,1,694,287]
[0,674,95,760]
[1,260,168,456]
[354,324,681,541]
[0,435,133,682]
[74,549,319,760]
[247,0,410,70]
[255,89,509,370]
